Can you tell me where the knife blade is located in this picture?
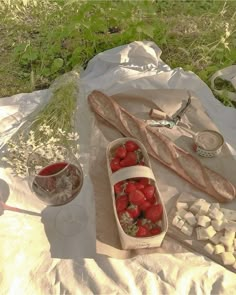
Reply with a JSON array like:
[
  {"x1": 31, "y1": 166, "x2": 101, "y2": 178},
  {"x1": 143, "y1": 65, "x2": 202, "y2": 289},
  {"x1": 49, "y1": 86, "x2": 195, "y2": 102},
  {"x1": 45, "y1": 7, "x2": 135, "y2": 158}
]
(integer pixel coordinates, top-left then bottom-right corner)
[{"x1": 172, "y1": 91, "x2": 192, "y2": 124}]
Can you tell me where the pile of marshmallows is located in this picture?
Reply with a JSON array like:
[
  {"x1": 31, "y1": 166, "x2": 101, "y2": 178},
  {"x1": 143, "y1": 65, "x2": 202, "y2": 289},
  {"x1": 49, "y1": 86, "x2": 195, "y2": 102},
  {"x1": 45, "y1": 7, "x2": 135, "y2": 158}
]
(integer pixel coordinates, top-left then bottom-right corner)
[{"x1": 172, "y1": 196, "x2": 236, "y2": 268}]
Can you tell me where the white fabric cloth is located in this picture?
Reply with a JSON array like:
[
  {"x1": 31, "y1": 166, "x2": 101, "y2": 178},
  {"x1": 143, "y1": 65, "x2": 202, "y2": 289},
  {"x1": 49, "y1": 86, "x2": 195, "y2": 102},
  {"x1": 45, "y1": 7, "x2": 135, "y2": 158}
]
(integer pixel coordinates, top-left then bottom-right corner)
[
  {"x1": 0, "y1": 41, "x2": 236, "y2": 294},
  {"x1": 82, "y1": 41, "x2": 236, "y2": 156}
]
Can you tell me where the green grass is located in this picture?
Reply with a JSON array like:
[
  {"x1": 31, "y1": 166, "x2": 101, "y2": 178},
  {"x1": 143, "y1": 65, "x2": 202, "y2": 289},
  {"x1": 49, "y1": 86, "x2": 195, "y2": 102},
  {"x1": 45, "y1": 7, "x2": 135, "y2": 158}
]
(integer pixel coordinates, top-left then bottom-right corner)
[{"x1": 0, "y1": 0, "x2": 236, "y2": 107}]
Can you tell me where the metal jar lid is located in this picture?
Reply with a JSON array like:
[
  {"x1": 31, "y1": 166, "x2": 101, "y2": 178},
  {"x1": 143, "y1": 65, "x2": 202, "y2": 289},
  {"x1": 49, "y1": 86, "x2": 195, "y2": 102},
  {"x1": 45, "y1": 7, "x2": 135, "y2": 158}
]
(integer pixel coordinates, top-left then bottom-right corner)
[{"x1": 193, "y1": 130, "x2": 224, "y2": 157}]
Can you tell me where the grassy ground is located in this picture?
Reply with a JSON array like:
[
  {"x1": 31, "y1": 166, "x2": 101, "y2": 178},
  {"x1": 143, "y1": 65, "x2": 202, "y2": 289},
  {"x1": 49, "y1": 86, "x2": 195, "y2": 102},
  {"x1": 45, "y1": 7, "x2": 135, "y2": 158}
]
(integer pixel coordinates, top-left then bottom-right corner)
[{"x1": 0, "y1": 0, "x2": 236, "y2": 107}]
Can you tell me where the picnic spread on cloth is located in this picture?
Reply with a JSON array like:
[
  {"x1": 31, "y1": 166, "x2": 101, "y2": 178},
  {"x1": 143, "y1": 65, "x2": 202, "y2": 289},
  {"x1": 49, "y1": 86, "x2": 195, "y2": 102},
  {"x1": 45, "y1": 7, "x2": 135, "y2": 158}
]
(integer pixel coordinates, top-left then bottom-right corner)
[{"x1": 0, "y1": 41, "x2": 236, "y2": 294}]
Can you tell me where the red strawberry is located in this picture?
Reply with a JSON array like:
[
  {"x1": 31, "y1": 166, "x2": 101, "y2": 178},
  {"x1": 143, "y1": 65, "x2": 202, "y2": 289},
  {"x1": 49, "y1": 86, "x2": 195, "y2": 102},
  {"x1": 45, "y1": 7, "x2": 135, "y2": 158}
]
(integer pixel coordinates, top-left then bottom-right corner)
[
  {"x1": 114, "y1": 181, "x2": 124, "y2": 194},
  {"x1": 120, "y1": 152, "x2": 137, "y2": 167},
  {"x1": 115, "y1": 146, "x2": 127, "y2": 159},
  {"x1": 129, "y1": 190, "x2": 146, "y2": 205},
  {"x1": 142, "y1": 185, "x2": 155, "y2": 200},
  {"x1": 135, "y1": 182, "x2": 145, "y2": 190},
  {"x1": 150, "y1": 226, "x2": 162, "y2": 235},
  {"x1": 145, "y1": 204, "x2": 163, "y2": 223},
  {"x1": 125, "y1": 182, "x2": 136, "y2": 194},
  {"x1": 139, "y1": 200, "x2": 152, "y2": 212},
  {"x1": 148, "y1": 195, "x2": 157, "y2": 204},
  {"x1": 127, "y1": 205, "x2": 140, "y2": 218},
  {"x1": 135, "y1": 225, "x2": 150, "y2": 237},
  {"x1": 125, "y1": 140, "x2": 139, "y2": 152},
  {"x1": 138, "y1": 178, "x2": 150, "y2": 186},
  {"x1": 110, "y1": 157, "x2": 121, "y2": 172},
  {"x1": 116, "y1": 195, "x2": 128, "y2": 212}
]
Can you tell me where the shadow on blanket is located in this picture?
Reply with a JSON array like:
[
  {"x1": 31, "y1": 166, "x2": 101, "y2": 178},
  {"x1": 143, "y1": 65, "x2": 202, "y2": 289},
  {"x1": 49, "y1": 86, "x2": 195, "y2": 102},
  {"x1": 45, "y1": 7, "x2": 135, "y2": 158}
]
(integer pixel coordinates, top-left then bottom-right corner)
[
  {"x1": 40, "y1": 172, "x2": 96, "y2": 260},
  {"x1": 0, "y1": 178, "x2": 10, "y2": 203}
]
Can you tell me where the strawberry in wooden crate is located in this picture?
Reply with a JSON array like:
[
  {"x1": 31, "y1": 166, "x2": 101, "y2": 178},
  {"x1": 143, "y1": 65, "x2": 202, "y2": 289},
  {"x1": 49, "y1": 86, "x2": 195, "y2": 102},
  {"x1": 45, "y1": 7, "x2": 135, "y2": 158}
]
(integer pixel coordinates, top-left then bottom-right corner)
[{"x1": 106, "y1": 138, "x2": 168, "y2": 249}]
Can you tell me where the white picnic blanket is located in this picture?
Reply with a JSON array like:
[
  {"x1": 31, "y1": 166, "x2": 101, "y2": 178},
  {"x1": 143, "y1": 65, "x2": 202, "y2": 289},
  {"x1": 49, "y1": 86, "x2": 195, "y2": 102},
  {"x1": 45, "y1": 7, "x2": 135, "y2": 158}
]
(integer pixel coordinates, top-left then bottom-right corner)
[{"x1": 0, "y1": 41, "x2": 236, "y2": 294}]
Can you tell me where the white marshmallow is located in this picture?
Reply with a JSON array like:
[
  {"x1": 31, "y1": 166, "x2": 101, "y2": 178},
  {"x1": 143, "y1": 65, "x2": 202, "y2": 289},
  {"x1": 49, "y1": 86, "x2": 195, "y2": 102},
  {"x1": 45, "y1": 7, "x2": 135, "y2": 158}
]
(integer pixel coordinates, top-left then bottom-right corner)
[
  {"x1": 224, "y1": 230, "x2": 235, "y2": 240},
  {"x1": 199, "y1": 202, "x2": 211, "y2": 215},
  {"x1": 220, "y1": 236, "x2": 234, "y2": 247},
  {"x1": 181, "y1": 223, "x2": 193, "y2": 236},
  {"x1": 197, "y1": 215, "x2": 211, "y2": 227},
  {"x1": 204, "y1": 226, "x2": 216, "y2": 239},
  {"x1": 208, "y1": 208, "x2": 224, "y2": 220},
  {"x1": 215, "y1": 244, "x2": 225, "y2": 254},
  {"x1": 172, "y1": 215, "x2": 185, "y2": 230},
  {"x1": 220, "y1": 252, "x2": 235, "y2": 265},
  {"x1": 209, "y1": 232, "x2": 223, "y2": 245},
  {"x1": 176, "y1": 202, "x2": 189, "y2": 210},
  {"x1": 196, "y1": 227, "x2": 208, "y2": 240},
  {"x1": 184, "y1": 212, "x2": 197, "y2": 226},
  {"x1": 211, "y1": 219, "x2": 225, "y2": 232},
  {"x1": 226, "y1": 245, "x2": 234, "y2": 253},
  {"x1": 189, "y1": 199, "x2": 206, "y2": 214}
]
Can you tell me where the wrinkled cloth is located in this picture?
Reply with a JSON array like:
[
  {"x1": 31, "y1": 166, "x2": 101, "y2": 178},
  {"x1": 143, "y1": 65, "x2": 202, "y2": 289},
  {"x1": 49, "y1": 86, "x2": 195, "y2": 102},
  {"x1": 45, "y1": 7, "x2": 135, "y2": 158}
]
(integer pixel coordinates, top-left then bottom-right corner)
[
  {"x1": 0, "y1": 41, "x2": 236, "y2": 294},
  {"x1": 89, "y1": 89, "x2": 236, "y2": 261}
]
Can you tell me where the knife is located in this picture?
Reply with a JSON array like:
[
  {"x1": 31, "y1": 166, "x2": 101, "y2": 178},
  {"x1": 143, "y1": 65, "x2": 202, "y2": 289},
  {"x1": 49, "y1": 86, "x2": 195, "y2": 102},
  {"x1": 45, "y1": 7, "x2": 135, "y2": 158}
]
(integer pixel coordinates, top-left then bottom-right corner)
[
  {"x1": 172, "y1": 91, "x2": 192, "y2": 124},
  {"x1": 145, "y1": 91, "x2": 192, "y2": 129}
]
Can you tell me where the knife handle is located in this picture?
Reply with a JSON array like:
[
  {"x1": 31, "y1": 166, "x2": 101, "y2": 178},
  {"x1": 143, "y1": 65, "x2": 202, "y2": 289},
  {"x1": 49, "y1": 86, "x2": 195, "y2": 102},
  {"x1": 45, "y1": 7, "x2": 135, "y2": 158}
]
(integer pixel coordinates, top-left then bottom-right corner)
[{"x1": 149, "y1": 109, "x2": 167, "y2": 120}]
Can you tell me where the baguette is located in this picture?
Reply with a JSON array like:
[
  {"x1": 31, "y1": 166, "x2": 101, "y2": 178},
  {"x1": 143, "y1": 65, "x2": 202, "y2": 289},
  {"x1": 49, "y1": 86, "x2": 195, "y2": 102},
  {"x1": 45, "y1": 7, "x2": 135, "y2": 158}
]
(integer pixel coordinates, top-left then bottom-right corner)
[{"x1": 88, "y1": 90, "x2": 236, "y2": 203}]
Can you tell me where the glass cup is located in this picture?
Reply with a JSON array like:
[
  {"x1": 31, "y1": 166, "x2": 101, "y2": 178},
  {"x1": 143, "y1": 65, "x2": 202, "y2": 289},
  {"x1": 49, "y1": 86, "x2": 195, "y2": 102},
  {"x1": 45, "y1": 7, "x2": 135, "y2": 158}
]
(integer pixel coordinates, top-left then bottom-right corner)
[{"x1": 27, "y1": 145, "x2": 83, "y2": 206}]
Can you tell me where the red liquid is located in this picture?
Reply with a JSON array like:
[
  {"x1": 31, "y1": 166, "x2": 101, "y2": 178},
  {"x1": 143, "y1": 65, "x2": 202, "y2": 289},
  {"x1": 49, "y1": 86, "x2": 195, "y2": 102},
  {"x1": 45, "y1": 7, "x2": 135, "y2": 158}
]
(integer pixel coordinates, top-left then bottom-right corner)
[{"x1": 38, "y1": 162, "x2": 68, "y2": 176}]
